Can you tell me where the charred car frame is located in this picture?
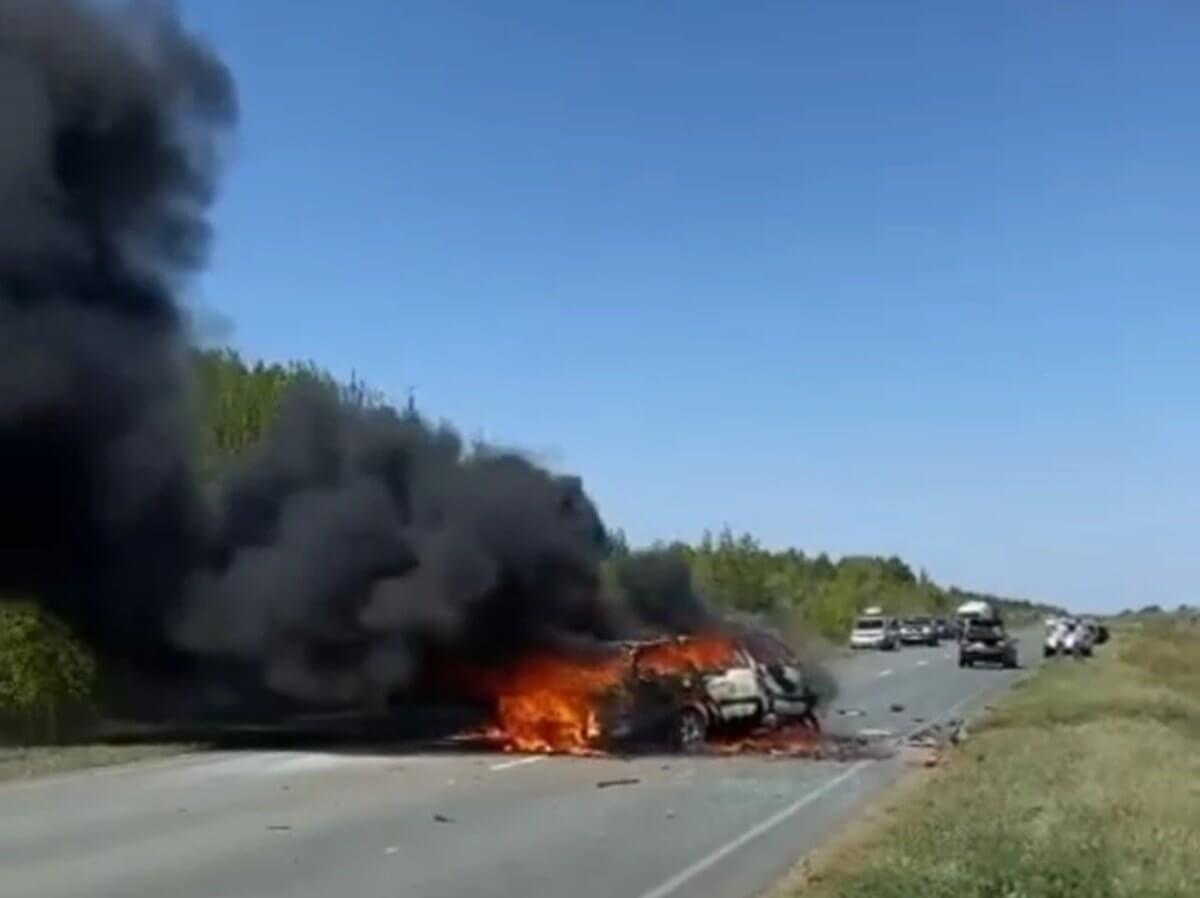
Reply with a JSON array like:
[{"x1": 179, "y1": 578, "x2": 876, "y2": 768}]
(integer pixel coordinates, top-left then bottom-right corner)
[{"x1": 599, "y1": 634, "x2": 820, "y2": 752}]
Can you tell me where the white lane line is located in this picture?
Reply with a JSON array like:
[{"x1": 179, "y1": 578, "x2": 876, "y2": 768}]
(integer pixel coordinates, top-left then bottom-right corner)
[
  {"x1": 489, "y1": 755, "x2": 546, "y2": 772},
  {"x1": 638, "y1": 667, "x2": 1022, "y2": 898},
  {"x1": 915, "y1": 660, "x2": 929, "y2": 668},
  {"x1": 877, "y1": 668, "x2": 894, "y2": 678},
  {"x1": 634, "y1": 760, "x2": 872, "y2": 898}
]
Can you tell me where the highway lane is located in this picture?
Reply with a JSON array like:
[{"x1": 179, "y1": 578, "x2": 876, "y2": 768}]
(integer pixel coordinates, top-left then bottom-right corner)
[{"x1": 0, "y1": 629, "x2": 1042, "y2": 898}]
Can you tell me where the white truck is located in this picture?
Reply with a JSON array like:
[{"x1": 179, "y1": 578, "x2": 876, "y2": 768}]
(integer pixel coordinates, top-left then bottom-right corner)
[{"x1": 956, "y1": 599, "x2": 995, "y2": 623}]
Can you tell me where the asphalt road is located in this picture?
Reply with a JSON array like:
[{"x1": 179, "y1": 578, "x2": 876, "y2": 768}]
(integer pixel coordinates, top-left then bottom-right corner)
[{"x1": 1, "y1": 630, "x2": 1042, "y2": 898}]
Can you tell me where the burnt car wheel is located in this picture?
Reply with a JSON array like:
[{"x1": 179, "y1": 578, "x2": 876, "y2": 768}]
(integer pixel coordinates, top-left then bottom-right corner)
[{"x1": 676, "y1": 708, "x2": 708, "y2": 753}]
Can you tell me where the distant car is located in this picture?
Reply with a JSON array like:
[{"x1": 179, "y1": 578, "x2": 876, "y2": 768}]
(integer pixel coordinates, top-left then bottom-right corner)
[
  {"x1": 934, "y1": 617, "x2": 957, "y2": 640},
  {"x1": 959, "y1": 618, "x2": 1018, "y2": 668},
  {"x1": 899, "y1": 615, "x2": 939, "y2": 646},
  {"x1": 849, "y1": 614, "x2": 900, "y2": 651},
  {"x1": 1081, "y1": 618, "x2": 1104, "y2": 651},
  {"x1": 1070, "y1": 620, "x2": 1094, "y2": 657},
  {"x1": 1044, "y1": 618, "x2": 1069, "y2": 657}
]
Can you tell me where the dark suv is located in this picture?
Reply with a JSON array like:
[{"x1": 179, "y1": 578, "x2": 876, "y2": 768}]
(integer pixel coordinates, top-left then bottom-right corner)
[{"x1": 958, "y1": 619, "x2": 1018, "y2": 669}]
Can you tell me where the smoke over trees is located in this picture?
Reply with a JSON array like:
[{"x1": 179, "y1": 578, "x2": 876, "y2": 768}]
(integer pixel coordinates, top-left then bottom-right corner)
[
  {"x1": 0, "y1": 1, "x2": 717, "y2": 714},
  {"x1": 0, "y1": 4, "x2": 1051, "y2": 736},
  {"x1": 0, "y1": 0, "x2": 236, "y2": 667}
]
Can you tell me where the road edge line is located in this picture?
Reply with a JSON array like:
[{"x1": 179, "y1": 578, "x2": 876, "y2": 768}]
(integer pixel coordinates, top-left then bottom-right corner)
[{"x1": 633, "y1": 760, "x2": 872, "y2": 898}]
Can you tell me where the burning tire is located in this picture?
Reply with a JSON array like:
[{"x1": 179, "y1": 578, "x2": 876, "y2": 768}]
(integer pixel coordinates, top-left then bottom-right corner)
[{"x1": 675, "y1": 708, "x2": 708, "y2": 753}]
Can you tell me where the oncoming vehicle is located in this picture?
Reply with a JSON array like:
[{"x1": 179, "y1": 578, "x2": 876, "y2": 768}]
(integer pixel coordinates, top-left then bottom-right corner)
[
  {"x1": 899, "y1": 615, "x2": 939, "y2": 646},
  {"x1": 955, "y1": 599, "x2": 995, "y2": 631},
  {"x1": 958, "y1": 618, "x2": 1018, "y2": 669},
  {"x1": 603, "y1": 635, "x2": 819, "y2": 752},
  {"x1": 849, "y1": 613, "x2": 900, "y2": 651}
]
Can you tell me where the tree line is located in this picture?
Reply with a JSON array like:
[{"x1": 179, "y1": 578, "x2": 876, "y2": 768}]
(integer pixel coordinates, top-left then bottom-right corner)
[
  {"x1": 603, "y1": 528, "x2": 1053, "y2": 642},
  {"x1": 0, "y1": 350, "x2": 1058, "y2": 742}
]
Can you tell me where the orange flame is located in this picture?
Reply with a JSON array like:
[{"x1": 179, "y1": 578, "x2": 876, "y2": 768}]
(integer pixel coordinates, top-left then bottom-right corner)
[
  {"x1": 448, "y1": 633, "x2": 823, "y2": 757},
  {"x1": 485, "y1": 652, "x2": 626, "y2": 754},
  {"x1": 467, "y1": 633, "x2": 740, "y2": 754},
  {"x1": 633, "y1": 633, "x2": 740, "y2": 677}
]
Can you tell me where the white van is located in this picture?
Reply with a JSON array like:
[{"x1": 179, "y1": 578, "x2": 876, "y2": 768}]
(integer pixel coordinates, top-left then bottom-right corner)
[{"x1": 850, "y1": 614, "x2": 899, "y2": 651}]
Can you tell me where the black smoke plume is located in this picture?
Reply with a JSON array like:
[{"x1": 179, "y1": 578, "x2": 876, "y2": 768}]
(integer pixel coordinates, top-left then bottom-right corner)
[
  {"x1": 0, "y1": 0, "x2": 721, "y2": 713},
  {"x1": 0, "y1": 0, "x2": 233, "y2": 667}
]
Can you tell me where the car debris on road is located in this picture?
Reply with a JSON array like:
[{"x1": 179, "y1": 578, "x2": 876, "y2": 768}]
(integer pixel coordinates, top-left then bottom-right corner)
[{"x1": 596, "y1": 777, "x2": 641, "y2": 789}]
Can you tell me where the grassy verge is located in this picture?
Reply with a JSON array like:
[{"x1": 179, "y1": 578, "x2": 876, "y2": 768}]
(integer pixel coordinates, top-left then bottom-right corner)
[
  {"x1": 0, "y1": 743, "x2": 197, "y2": 785},
  {"x1": 784, "y1": 618, "x2": 1200, "y2": 898}
]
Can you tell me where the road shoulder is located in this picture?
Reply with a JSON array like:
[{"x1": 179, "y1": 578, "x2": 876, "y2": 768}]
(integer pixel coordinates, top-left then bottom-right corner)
[
  {"x1": 0, "y1": 743, "x2": 198, "y2": 785},
  {"x1": 767, "y1": 619, "x2": 1200, "y2": 898}
]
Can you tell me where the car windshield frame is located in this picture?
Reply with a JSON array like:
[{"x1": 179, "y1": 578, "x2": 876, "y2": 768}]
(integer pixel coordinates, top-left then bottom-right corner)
[{"x1": 854, "y1": 618, "x2": 885, "y2": 631}]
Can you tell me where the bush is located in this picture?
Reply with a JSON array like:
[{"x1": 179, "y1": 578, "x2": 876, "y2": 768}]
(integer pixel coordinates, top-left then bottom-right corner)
[{"x1": 0, "y1": 602, "x2": 98, "y2": 744}]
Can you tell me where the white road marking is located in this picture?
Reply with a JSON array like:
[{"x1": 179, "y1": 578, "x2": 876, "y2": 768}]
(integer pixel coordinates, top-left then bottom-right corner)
[
  {"x1": 877, "y1": 668, "x2": 893, "y2": 678},
  {"x1": 915, "y1": 660, "x2": 929, "y2": 668},
  {"x1": 635, "y1": 761, "x2": 872, "y2": 898},
  {"x1": 489, "y1": 755, "x2": 546, "y2": 772},
  {"x1": 638, "y1": 658, "x2": 1025, "y2": 898}
]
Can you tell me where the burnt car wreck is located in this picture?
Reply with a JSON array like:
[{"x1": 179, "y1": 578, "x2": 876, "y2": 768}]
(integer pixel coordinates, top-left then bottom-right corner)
[{"x1": 597, "y1": 634, "x2": 821, "y2": 753}]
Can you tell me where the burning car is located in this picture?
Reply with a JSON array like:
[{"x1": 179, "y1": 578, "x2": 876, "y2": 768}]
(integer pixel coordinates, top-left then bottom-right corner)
[
  {"x1": 468, "y1": 632, "x2": 820, "y2": 755},
  {"x1": 603, "y1": 633, "x2": 820, "y2": 752}
]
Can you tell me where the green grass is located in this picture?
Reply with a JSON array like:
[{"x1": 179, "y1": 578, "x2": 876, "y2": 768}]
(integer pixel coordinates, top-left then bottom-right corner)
[{"x1": 791, "y1": 618, "x2": 1200, "y2": 898}]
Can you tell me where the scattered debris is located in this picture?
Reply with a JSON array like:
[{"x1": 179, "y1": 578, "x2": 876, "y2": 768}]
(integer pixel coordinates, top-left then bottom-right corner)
[
  {"x1": 385, "y1": 846, "x2": 399, "y2": 855},
  {"x1": 268, "y1": 825, "x2": 292, "y2": 832},
  {"x1": 596, "y1": 777, "x2": 641, "y2": 789},
  {"x1": 911, "y1": 717, "x2": 926, "y2": 724},
  {"x1": 433, "y1": 813, "x2": 456, "y2": 824},
  {"x1": 665, "y1": 810, "x2": 676, "y2": 820},
  {"x1": 890, "y1": 703, "x2": 905, "y2": 713},
  {"x1": 836, "y1": 708, "x2": 865, "y2": 717}
]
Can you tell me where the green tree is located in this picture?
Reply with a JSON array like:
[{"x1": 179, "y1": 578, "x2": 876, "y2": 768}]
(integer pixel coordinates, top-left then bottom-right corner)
[{"x1": 0, "y1": 603, "x2": 97, "y2": 742}]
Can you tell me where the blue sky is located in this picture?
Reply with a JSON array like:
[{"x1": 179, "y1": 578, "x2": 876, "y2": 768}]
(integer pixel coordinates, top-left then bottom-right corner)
[{"x1": 184, "y1": 1, "x2": 1199, "y2": 612}]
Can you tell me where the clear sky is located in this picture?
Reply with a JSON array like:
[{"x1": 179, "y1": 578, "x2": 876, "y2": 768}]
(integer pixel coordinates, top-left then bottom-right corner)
[{"x1": 183, "y1": 1, "x2": 1199, "y2": 613}]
